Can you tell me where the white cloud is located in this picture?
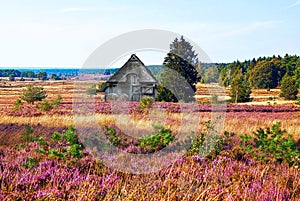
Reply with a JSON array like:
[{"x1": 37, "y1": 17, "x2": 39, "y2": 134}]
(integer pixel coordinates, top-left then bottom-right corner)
[{"x1": 288, "y1": 0, "x2": 300, "y2": 8}]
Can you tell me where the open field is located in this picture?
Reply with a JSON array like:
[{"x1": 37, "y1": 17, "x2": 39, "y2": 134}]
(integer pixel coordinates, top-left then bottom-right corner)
[
  {"x1": 1, "y1": 81, "x2": 300, "y2": 137},
  {"x1": 0, "y1": 80, "x2": 300, "y2": 200}
]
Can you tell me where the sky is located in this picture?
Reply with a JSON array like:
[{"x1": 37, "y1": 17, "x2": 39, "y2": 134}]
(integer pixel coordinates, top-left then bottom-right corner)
[{"x1": 0, "y1": 0, "x2": 300, "y2": 67}]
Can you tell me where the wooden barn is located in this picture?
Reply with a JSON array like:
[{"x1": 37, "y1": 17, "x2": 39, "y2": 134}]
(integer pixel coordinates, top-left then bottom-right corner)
[{"x1": 100, "y1": 54, "x2": 158, "y2": 101}]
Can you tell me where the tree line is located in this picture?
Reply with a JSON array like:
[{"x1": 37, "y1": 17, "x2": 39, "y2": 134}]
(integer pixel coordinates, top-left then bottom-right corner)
[
  {"x1": 217, "y1": 54, "x2": 300, "y2": 102},
  {"x1": 155, "y1": 36, "x2": 299, "y2": 103},
  {"x1": 0, "y1": 70, "x2": 64, "y2": 81}
]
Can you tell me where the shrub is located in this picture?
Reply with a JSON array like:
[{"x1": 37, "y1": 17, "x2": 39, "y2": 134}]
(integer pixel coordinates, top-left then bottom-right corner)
[
  {"x1": 37, "y1": 100, "x2": 53, "y2": 111},
  {"x1": 187, "y1": 120, "x2": 227, "y2": 158},
  {"x1": 136, "y1": 96, "x2": 153, "y2": 114},
  {"x1": 13, "y1": 98, "x2": 23, "y2": 110},
  {"x1": 21, "y1": 84, "x2": 47, "y2": 104},
  {"x1": 20, "y1": 157, "x2": 38, "y2": 169},
  {"x1": 138, "y1": 125, "x2": 174, "y2": 152},
  {"x1": 104, "y1": 126, "x2": 122, "y2": 146},
  {"x1": 37, "y1": 95, "x2": 62, "y2": 111},
  {"x1": 48, "y1": 127, "x2": 83, "y2": 159},
  {"x1": 240, "y1": 122, "x2": 300, "y2": 166},
  {"x1": 86, "y1": 84, "x2": 98, "y2": 96}
]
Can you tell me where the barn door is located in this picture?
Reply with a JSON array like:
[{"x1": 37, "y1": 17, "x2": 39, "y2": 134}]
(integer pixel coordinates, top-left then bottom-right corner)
[{"x1": 127, "y1": 73, "x2": 140, "y2": 101}]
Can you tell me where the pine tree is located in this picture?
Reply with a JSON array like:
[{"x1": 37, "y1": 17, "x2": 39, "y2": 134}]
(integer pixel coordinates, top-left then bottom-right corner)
[{"x1": 156, "y1": 36, "x2": 201, "y2": 102}]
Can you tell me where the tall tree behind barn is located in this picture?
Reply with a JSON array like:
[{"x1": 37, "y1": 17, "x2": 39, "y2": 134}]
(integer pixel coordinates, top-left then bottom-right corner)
[{"x1": 100, "y1": 54, "x2": 158, "y2": 101}]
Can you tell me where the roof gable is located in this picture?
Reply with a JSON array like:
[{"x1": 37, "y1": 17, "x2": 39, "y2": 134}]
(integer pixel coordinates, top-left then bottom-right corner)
[{"x1": 106, "y1": 54, "x2": 158, "y2": 83}]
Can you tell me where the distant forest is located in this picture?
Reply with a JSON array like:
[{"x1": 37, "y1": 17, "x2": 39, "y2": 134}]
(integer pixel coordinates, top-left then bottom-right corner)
[
  {"x1": 198, "y1": 54, "x2": 300, "y2": 89},
  {"x1": 1, "y1": 54, "x2": 300, "y2": 90}
]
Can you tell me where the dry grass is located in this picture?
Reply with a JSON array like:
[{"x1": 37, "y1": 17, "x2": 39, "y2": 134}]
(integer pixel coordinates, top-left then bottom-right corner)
[{"x1": 0, "y1": 80, "x2": 299, "y2": 140}]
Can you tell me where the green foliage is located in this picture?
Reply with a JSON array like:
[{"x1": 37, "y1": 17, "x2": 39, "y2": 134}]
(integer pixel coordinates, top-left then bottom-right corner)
[
  {"x1": 295, "y1": 96, "x2": 300, "y2": 105},
  {"x1": 157, "y1": 36, "x2": 201, "y2": 102},
  {"x1": 98, "y1": 82, "x2": 105, "y2": 91},
  {"x1": 86, "y1": 84, "x2": 99, "y2": 96},
  {"x1": 280, "y1": 74, "x2": 298, "y2": 100},
  {"x1": 155, "y1": 85, "x2": 178, "y2": 102},
  {"x1": 230, "y1": 70, "x2": 251, "y2": 103},
  {"x1": 37, "y1": 136, "x2": 46, "y2": 146},
  {"x1": 51, "y1": 131, "x2": 62, "y2": 141},
  {"x1": 20, "y1": 157, "x2": 39, "y2": 169},
  {"x1": 137, "y1": 96, "x2": 153, "y2": 113},
  {"x1": 203, "y1": 66, "x2": 219, "y2": 83},
  {"x1": 0, "y1": 69, "x2": 21, "y2": 77},
  {"x1": 49, "y1": 149, "x2": 65, "y2": 158},
  {"x1": 49, "y1": 127, "x2": 83, "y2": 159},
  {"x1": 67, "y1": 144, "x2": 83, "y2": 158},
  {"x1": 21, "y1": 124, "x2": 34, "y2": 143},
  {"x1": 218, "y1": 54, "x2": 300, "y2": 89},
  {"x1": 13, "y1": 98, "x2": 23, "y2": 111},
  {"x1": 187, "y1": 120, "x2": 231, "y2": 157},
  {"x1": 37, "y1": 95, "x2": 62, "y2": 111},
  {"x1": 104, "y1": 126, "x2": 122, "y2": 146},
  {"x1": 240, "y1": 122, "x2": 300, "y2": 166},
  {"x1": 138, "y1": 125, "x2": 174, "y2": 151},
  {"x1": 63, "y1": 127, "x2": 79, "y2": 145},
  {"x1": 37, "y1": 72, "x2": 47, "y2": 81},
  {"x1": 21, "y1": 84, "x2": 47, "y2": 104},
  {"x1": 248, "y1": 60, "x2": 278, "y2": 89},
  {"x1": 37, "y1": 100, "x2": 53, "y2": 111},
  {"x1": 50, "y1": 73, "x2": 61, "y2": 80}
]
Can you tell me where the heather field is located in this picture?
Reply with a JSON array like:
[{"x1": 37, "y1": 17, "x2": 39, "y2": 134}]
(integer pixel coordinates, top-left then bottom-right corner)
[{"x1": 0, "y1": 81, "x2": 300, "y2": 200}]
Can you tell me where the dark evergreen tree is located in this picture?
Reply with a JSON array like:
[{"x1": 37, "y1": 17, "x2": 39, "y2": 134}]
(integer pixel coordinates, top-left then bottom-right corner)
[{"x1": 157, "y1": 36, "x2": 201, "y2": 102}]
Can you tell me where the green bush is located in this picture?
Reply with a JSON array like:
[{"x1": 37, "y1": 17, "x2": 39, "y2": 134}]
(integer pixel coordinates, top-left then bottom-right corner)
[
  {"x1": 240, "y1": 122, "x2": 300, "y2": 166},
  {"x1": 37, "y1": 100, "x2": 53, "y2": 111},
  {"x1": 136, "y1": 96, "x2": 153, "y2": 114},
  {"x1": 21, "y1": 84, "x2": 47, "y2": 104},
  {"x1": 20, "y1": 157, "x2": 38, "y2": 169},
  {"x1": 13, "y1": 98, "x2": 23, "y2": 111},
  {"x1": 51, "y1": 131, "x2": 62, "y2": 141},
  {"x1": 86, "y1": 84, "x2": 98, "y2": 96},
  {"x1": 104, "y1": 126, "x2": 122, "y2": 146},
  {"x1": 37, "y1": 95, "x2": 62, "y2": 111},
  {"x1": 138, "y1": 125, "x2": 174, "y2": 151},
  {"x1": 32, "y1": 127, "x2": 84, "y2": 159}
]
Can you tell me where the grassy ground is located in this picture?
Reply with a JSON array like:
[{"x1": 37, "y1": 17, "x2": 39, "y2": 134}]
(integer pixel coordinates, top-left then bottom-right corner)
[{"x1": 0, "y1": 80, "x2": 299, "y2": 200}]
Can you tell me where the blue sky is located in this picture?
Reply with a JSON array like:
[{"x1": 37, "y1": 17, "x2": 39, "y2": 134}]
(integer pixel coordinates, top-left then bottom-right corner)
[{"x1": 0, "y1": 0, "x2": 300, "y2": 67}]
